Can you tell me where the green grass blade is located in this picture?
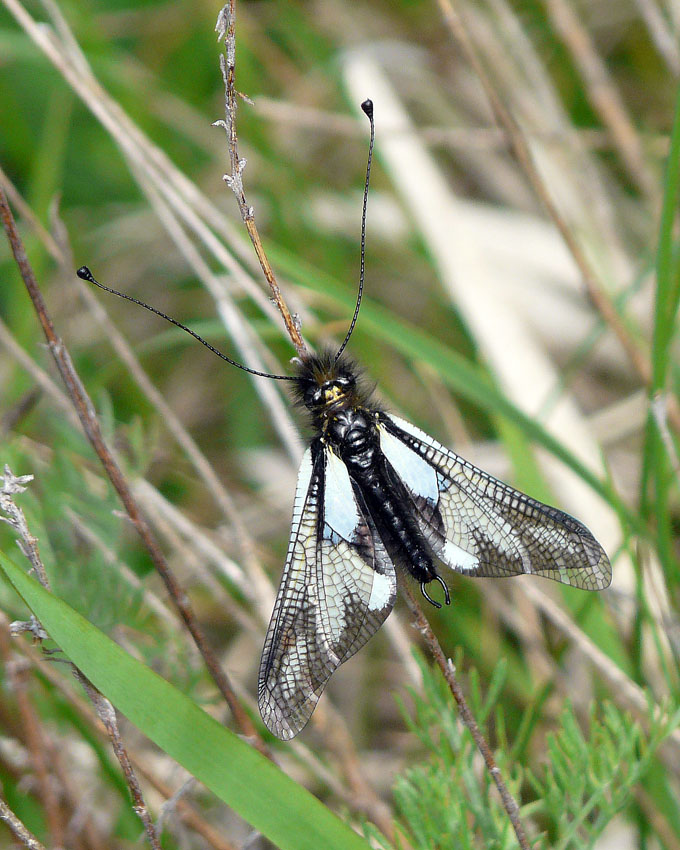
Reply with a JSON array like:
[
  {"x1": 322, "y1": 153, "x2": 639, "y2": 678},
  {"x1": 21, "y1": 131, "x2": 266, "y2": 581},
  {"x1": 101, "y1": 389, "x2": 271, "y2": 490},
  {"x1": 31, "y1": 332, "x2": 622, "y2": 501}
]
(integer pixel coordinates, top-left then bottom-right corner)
[
  {"x1": 641, "y1": 80, "x2": 680, "y2": 587},
  {"x1": 0, "y1": 552, "x2": 373, "y2": 850},
  {"x1": 652, "y1": 80, "x2": 680, "y2": 391}
]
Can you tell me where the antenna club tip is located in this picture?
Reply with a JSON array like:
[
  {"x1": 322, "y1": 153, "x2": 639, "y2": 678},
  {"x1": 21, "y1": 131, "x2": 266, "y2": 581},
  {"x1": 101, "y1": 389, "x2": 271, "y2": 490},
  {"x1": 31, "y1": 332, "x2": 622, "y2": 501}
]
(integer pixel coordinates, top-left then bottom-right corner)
[
  {"x1": 76, "y1": 265, "x2": 94, "y2": 282},
  {"x1": 361, "y1": 99, "x2": 373, "y2": 119}
]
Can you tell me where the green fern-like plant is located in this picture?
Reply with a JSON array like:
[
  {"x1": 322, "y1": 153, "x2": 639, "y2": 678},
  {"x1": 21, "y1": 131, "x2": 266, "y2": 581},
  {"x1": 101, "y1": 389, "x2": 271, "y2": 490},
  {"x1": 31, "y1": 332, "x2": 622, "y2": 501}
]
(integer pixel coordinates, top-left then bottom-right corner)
[
  {"x1": 364, "y1": 652, "x2": 680, "y2": 850},
  {"x1": 528, "y1": 697, "x2": 680, "y2": 849}
]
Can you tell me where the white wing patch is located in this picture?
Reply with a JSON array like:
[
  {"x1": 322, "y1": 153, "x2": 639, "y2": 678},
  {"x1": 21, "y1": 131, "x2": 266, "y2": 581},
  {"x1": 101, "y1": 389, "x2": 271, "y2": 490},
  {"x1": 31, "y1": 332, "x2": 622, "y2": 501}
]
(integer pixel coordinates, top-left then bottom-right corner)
[
  {"x1": 379, "y1": 423, "x2": 439, "y2": 503},
  {"x1": 368, "y1": 569, "x2": 394, "y2": 611},
  {"x1": 442, "y1": 540, "x2": 480, "y2": 572},
  {"x1": 324, "y1": 448, "x2": 360, "y2": 540},
  {"x1": 383, "y1": 414, "x2": 611, "y2": 591}
]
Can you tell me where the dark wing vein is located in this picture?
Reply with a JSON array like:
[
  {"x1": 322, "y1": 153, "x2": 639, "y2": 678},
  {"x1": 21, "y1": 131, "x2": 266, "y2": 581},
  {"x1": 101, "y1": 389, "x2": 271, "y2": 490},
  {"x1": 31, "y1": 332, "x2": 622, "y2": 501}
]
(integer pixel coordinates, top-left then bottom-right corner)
[
  {"x1": 381, "y1": 414, "x2": 611, "y2": 591},
  {"x1": 258, "y1": 441, "x2": 397, "y2": 740}
]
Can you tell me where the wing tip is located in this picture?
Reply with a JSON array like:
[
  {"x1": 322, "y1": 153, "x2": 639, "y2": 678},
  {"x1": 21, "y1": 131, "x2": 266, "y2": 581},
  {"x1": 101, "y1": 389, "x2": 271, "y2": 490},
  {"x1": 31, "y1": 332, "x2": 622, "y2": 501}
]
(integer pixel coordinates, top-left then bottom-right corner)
[
  {"x1": 258, "y1": 696, "x2": 312, "y2": 740},
  {"x1": 594, "y1": 553, "x2": 613, "y2": 590}
]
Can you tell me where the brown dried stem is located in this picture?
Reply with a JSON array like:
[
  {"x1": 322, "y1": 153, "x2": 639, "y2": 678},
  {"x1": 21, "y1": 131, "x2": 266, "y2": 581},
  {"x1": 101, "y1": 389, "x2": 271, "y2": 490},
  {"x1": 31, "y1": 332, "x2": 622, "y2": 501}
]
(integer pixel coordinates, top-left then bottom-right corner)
[
  {"x1": 0, "y1": 187, "x2": 269, "y2": 759},
  {"x1": 0, "y1": 797, "x2": 46, "y2": 850},
  {"x1": 401, "y1": 584, "x2": 530, "y2": 850},
  {"x1": 210, "y1": 12, "x2": 405, "y2": 825},
  {"x1": 133, "y1": 765, "x2": 238, "y2": 850},
  {"x1": 74, "y1": 672, "x2": 162, "y2": 850},
  {"x1": 215, "y1": 1, "x2": 307, "y2": 357},
  {"x1": 0, "y1": 469, "x2": 162, "y2": 850},
  {"x1": 0, "y1": 625, "x2": 64, "y2": 847},
  {"x1": 9, "y1": 620, "x2": 238, "y2": 850}
]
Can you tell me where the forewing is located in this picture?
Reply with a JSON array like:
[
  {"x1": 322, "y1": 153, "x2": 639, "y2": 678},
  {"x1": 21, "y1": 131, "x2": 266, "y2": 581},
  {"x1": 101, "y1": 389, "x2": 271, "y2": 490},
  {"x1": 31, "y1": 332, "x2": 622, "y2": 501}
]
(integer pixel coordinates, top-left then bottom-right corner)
[
  {"x1": 258, "y1": 442, "x2": 397, "y2": 740},
  {"x1": 379, "y1": 414, "x2": 611, "y2": 590}
]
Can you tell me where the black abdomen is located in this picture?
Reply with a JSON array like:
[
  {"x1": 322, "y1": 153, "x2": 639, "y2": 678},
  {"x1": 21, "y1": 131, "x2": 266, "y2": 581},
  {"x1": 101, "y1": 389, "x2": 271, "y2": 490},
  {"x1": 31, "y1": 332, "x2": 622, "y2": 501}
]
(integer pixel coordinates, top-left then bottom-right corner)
[
  {"x1": 329, "y1": 408, "x2": 436, "y2": 583},
  {"x1": 357, "y1": 466, "x2": 435, "y2": 583}
]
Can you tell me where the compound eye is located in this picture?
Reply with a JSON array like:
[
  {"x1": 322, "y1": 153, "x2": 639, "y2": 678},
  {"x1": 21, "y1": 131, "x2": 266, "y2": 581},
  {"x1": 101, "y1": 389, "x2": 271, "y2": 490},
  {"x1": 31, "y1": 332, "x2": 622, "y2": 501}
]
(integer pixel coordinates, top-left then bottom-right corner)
[
  {"x1": 312, "y1": 388, "x2": 323, "y2": 405},
  {"x1": 337, "y1": 376, "x2": 353, "y2": 388}
]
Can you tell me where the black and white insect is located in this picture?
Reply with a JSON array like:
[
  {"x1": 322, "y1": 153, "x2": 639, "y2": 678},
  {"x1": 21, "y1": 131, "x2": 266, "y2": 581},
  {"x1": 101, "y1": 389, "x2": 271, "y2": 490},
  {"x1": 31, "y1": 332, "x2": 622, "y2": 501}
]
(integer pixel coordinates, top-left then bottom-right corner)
[{"x1": 78, "y1": 100, "x2": 611, "y2": 741}]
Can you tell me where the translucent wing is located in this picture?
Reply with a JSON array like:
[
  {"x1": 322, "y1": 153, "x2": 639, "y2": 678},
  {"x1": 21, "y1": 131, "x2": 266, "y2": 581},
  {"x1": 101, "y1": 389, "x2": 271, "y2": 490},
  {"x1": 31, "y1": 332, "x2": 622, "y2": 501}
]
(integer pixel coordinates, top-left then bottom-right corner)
[
  {"x1": 379, "y1": 414, "x2": 611, "y2": 590},
  {"x1": 258, "y1": 441, "x2": 397, "y2": 740}
]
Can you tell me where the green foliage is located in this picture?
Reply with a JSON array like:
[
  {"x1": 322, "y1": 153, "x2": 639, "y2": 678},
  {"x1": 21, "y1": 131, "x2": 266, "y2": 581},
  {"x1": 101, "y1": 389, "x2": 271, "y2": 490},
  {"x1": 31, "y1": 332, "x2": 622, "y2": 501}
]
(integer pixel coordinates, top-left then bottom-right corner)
[
  {"x1": 381, "y1": 653, "x2": 522, "y2": 850},
  {"x1": 364, "y1": 654, "x2": 680, "y2": 850},
  {"x1": 1, "y1": 0, "x2": 679, "y2": 847},
  {"x1": 528, "y1": 698, "x2": 680, "y2": 849}
]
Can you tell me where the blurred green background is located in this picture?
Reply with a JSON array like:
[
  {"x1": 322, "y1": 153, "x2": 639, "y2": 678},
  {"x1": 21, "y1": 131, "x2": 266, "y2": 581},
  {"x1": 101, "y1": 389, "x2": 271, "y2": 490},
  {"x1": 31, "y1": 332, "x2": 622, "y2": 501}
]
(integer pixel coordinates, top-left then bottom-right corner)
[{"x1": 1, "y1": 0, "x2": 679, "y2": 848}]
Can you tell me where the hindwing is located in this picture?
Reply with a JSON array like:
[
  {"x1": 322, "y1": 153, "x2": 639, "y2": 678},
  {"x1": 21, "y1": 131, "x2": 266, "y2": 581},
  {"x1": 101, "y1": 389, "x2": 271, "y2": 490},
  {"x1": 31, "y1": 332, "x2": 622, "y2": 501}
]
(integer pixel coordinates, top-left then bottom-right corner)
[
  {"x1": 258, "y1": 440, "x2": 397, "y2": 740},
  {"x1": 378, "y1": 414, "x2": 611, "y2": 591}
]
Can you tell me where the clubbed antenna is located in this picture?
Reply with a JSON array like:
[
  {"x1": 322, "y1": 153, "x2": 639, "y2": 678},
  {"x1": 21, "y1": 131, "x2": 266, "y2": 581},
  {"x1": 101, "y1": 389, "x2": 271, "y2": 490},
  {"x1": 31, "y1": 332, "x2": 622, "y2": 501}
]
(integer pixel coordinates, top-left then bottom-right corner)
[
  {"x1": 76, "y1": 266, "x2": 297, "y2": 381},
  {"x1": 334, "y1": 98, "x2": 374, "y2": 362}
]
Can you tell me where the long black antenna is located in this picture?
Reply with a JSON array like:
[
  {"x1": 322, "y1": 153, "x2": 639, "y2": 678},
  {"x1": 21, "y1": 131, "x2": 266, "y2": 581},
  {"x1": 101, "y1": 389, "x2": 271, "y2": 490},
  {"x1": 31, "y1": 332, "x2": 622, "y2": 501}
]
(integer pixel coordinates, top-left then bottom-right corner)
[
  {"x1": 334, "y1": 98, "x2": 374, "y2": 362},
  {"x1": 76, "y1": 266, "x2": 297, "y2": 381}
]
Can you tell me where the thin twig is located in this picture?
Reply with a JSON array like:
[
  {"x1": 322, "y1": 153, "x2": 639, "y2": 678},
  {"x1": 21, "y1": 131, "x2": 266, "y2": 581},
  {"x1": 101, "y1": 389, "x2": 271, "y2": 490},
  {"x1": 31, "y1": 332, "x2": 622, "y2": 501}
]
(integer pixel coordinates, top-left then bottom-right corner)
[
  {"x1": 0, "y1": 797, "x2": 47, "y2": 850},
  {"x1": 211, "y1": 12, "x2": 409, "y2": 826},
  {"x1": 215, "y1": 1, "x2": 307, "y2": 356},
  {"x1": 0, "y1": 469, "x2": 163, "y2": 850},
  {"x1": 5, "y1": 615, "x2": 237, "y2": 850},
  {"x1": 213, "y1": 10, "x2": 409, "y2": 820},
  {"x1": 0, "y1": 188, "x2": 270, "y2": 758},
  {"x1": 401, "y1": 584, "x2": 530, "y2": 850},
  {"x1": 0, "y1": 625, "x2": 64, "y2": 848},
  {"x1": 434, "y1": 0, "x2": 680, "y2": 432},
  {"x1": 74, "y1": 672, "x2": 162, "y2": 850}
]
